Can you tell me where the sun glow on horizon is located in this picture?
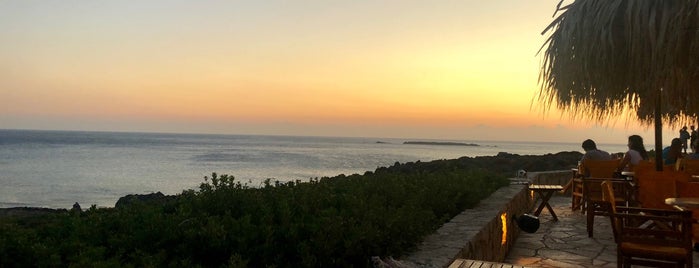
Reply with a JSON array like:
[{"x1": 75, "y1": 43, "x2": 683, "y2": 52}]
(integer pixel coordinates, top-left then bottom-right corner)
[{"x1": 1, "y1": 1, "x2": 670, "y2": 143}]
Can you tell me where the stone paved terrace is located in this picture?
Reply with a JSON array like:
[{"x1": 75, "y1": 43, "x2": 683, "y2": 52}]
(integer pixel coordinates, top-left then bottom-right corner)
[
  {"x1": 400, "y1": 171, "x2": 699, "y2": 268},
  {"x1": 503, "y1": 195, "x2": 699, "y2": 268}
]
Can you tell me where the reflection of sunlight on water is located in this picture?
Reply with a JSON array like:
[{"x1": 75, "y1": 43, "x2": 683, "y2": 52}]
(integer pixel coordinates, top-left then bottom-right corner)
[{"x1": 0, "y1": 130, "x2": 620, "y2": 209}]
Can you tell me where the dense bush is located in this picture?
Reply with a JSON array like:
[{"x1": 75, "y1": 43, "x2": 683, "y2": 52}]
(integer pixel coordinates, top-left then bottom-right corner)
[
  {"x1": 0, "y1": 151, "x2": 581, "y2": 267},
  {"x1": 0, "y1": 169, "x2": 507, "y2": 267}
]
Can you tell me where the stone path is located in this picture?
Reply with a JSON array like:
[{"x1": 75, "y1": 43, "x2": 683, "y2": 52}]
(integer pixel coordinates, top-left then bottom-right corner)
[{"x1": 503, "y1": 195, "x2": 699, "y2": 268}]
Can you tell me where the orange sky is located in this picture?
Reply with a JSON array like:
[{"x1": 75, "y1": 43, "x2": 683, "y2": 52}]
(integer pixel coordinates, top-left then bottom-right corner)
[{"x1": 0, "y1": 0, "x2": 677, "y2": 143}]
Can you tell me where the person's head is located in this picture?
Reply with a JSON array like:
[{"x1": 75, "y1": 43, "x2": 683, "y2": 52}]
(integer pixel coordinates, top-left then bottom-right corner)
[
  {"x1": 627, "y1": 135, "x2": 649, "y2": 159},
  {"x1": 692, "y1": 125, "x2": 696, "y2": 130},
  {"x1": 581, "y1": 139, "x2": 597, "y2": 151},
  {"x1": 628, "y1": 135, "x2": 644, "y2": 148},
  {"x1": 683, "y1": 126, "x2": 688, "y2": 130},
  {"x1": 671, "y1": 138, "x2": 682, "y2": 150}
]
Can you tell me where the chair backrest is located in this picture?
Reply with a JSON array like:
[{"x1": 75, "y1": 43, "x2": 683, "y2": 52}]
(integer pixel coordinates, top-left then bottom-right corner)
[
  {"x1": 675, "y1": 181, "x2": 699, "y2": 198},
  {"x1": 583, "y1": 177, "x2": 630, "y2": 208},
  {"x1": 681, "y1": 158, "x2": 699, "y2": 175},
  {"x1": 631, "y1": 160, "x2": 655, "y2": 173},
  {"x1": 674, "y1": 181, "x2": 699, "y2": 244},
  {"x1": 634, "y1": 168, "x2": 690, "y2": 209},
  {"x1": 615, "y1": 207, "x2": 693, "y2": 267},
  {"x1": 582, "y1": 159, "x2": 621, "y2": 178},
  {"x1": 582, "y1": 177, "x2": 604, "y2": 203}
]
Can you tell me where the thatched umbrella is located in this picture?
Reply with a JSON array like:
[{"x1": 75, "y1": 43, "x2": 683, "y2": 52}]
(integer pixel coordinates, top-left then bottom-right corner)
[{"x1": 538, "y1": 0, "x2": 699, "y2": 170}]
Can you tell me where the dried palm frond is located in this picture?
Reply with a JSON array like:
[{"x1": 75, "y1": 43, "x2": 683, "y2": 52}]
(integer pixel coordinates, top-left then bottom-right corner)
[{"x1": 538, "y1": 0, "x2": 699, "y2": 127}]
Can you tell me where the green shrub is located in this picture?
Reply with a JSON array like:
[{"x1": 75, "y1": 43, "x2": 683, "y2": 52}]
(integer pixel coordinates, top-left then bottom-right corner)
[{"x1": 0, "y1": 162, "x2": 509, "y2": 267}]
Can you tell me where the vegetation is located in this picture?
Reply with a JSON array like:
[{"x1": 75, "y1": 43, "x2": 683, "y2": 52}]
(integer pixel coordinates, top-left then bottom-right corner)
[{"x1": 0, "y1": 152, "x2": 580, "y2": 267}]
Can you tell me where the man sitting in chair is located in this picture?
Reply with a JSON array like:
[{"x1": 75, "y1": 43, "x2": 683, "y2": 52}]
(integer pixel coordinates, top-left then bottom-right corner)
[
  {"x1": 581, "y1": 139, "x2": 612, "y2": 162},
  {"x1": 562, "y1": 139, "x2": 612, "y2": 194}
]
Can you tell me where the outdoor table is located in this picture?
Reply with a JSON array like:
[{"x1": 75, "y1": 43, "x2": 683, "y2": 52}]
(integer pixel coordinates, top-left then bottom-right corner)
[
  {"x1": 665, "y1": 197, "x2": 699, "y2": 209},
  {"x1": 665, "y1": 197, "x2": 699, "y2": 252},
  {"x1": 529, "y1": 184, "x2": 564, "y2": 221}
]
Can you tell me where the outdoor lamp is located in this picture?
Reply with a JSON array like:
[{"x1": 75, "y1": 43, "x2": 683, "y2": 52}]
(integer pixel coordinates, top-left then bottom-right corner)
[{"x1": 512, "y1": 214, "x2": 539, "y2": 233}]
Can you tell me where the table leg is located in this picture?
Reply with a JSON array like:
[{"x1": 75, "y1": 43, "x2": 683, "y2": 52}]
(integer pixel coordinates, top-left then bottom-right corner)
[
  {"x1": 544, "y1": 197, "x2": 559, "y2": 221},
  {"x1": 533, "y1": 190, "x2": 559, "y2": 221},
  {"x1": 533, "y1": 191, "x2": 551, "y2": 215}
]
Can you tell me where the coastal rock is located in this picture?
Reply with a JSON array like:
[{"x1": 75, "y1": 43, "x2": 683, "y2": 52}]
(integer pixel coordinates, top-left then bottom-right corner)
[
  {"x1": 115, "y1": 192, "x2": 171, "y2": 208},
  {"x1": 487, "y1": 151, "x2": 582, "y2": 173},
  {"x1": 373, "y1": 151, "x2": 582, "y2": 177}
]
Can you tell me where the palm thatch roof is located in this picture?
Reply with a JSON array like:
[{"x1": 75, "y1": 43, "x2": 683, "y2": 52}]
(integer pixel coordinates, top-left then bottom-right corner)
[{"x1": 538, "y1": 0, "x2": 699, "y2": 127}]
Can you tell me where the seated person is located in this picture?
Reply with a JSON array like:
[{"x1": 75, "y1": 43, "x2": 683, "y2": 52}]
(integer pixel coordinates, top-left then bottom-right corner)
[
  {"x1": 618, "y1": 135, "x2": 649, "y2": 172},
  {"x1": 562, "y1": 139, "x2": 615, "y2": 193},
  {"x1": 580, "y1": 139, "x2": 612, "y2": 161},
  {"x1": 579, "y1": 139, "x2": 612, "y2": 177},
  {"x1": 662, "y1": 138, "x2": 683, "y2": 165}
]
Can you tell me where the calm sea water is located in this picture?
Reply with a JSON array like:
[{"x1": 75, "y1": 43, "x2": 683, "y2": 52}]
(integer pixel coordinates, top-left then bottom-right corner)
[{"x1": 0, "y1": 129, "x2": 628, "y2": 208}]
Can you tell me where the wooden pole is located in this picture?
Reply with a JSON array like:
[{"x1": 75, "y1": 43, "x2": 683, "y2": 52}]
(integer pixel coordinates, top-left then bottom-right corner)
[{"x1": 655, "y1": 89, "x2": 663, "y2": 171}]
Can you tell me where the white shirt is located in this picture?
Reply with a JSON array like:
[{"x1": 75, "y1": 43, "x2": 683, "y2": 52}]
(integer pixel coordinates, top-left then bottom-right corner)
[{"x1": 626, "y1": 149, "x2": 643, "y2": 166}]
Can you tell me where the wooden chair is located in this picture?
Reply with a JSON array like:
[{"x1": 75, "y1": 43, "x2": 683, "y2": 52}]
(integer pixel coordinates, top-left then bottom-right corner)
[
  {"x1": 571, "y1": 159, "x2": 621, "y2": 211},
  {"x1": 675, "y1": 180, "x2": 699, "y2": 247},
  {"x1": 601, "y1": 181, "x2": 694, "y2": 268},
  {"x1": 626, "y1": 159, "x2": 653, "y2": 175},
  {"x1": 582, "y1": 158, "x2": 622, "y2": 178},
  {"x1": 568, "y1": 170, "x2": 584, "y2": 211},
  {"x1": 635, "y1": 168, "x2": 690, "y2": 209},
  {"x1": 680, "y1": 158, "x2": 699, "y2": 175},
  {"x1": 614, "y1": 207, "x2": 693, "y2": 267},
  {"x1": 601, "y1": 180, "x2": 620, "y2": 241},
  {"x1": 570, "y1": 178, "x2": 585, "y2": 211},
  {"x1": 583, "y1": 177, "x2": 630, "y2": 237}
]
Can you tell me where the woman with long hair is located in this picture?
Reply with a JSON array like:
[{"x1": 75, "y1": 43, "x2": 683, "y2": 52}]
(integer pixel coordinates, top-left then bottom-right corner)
[
  {"x1": 662, "y1": 138, "x2": 683, "y2": 165},
  {"x1": 618, "y1": 135, "x2": 649, "y2": 171}
]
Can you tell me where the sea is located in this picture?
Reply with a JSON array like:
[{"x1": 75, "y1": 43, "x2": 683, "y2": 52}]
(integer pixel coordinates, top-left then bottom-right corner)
[{"x1": 0, "y1": 129, "x2": 629, "y2": 209}]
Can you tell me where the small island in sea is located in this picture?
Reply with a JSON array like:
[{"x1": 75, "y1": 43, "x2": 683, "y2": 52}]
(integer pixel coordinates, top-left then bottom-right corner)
[{"x1": 403, "y1": 141, "x2": 479, "y2": 146}]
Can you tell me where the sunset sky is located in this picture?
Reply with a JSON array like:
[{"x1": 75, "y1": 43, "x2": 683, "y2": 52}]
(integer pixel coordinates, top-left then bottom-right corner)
[{"x1": 0, "y1": 0, "x2": 677, "y2": 144}]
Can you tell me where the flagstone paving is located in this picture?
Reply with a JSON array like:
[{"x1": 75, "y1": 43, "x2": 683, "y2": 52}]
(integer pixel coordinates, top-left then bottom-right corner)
[{"x1": 503, "y1": 195, "x2": 699, "y2": 268}]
